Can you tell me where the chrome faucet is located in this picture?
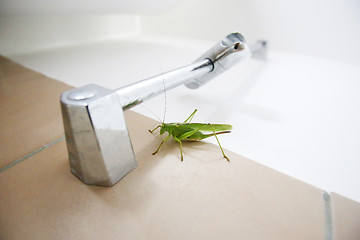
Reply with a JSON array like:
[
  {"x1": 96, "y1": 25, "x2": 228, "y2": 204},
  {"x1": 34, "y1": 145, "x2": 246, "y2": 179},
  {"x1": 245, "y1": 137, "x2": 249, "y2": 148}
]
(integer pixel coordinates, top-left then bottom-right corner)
[{"x1": 60, "y1": 32, "x2": 267, "y2": 187}]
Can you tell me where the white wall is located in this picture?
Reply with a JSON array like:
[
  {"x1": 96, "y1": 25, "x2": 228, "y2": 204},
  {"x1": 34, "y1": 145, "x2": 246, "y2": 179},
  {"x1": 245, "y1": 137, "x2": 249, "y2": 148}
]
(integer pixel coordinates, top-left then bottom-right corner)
[
  {"x1": 0, "y1": 0, "x2": 177, "y2": 55},
  {"x1": 1, "y1": 0, "x2": 359, "y2": 64},
  {"x1": 0, "y1": 15, "x2": 140, "y2": 55},
  {"x1": 0, "y1": 0, "x2": 178, "y2": 15}
]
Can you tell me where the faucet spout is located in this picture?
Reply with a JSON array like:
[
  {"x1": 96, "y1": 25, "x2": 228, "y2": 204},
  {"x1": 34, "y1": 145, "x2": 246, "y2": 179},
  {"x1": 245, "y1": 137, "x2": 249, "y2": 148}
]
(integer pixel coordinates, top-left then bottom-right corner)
[
  {"x1": 60, "y1": 32, "x2": 267, "y2": 186},
  {"x1": 117, "y1": 32, "x2": 267, "y2": 109}
]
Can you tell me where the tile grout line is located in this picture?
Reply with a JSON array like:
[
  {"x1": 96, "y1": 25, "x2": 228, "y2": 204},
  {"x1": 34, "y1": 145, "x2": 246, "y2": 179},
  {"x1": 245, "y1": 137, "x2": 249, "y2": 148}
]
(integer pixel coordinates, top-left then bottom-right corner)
[
  {"x1": 323, "y1": 191, "x2": 334, "y2": 240},
  {"x1": 0, "y1": 135, "x2": 65, "y2": 173}
]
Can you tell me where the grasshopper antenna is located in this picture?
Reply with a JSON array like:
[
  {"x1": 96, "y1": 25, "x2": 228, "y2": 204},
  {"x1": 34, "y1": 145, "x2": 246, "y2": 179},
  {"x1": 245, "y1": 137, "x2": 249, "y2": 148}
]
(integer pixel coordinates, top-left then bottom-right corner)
[
  {"x1": 162, "y1": 78, "x2": 167, "y2": 124},
  {"x1": 159, "y1": 64, "x2": 167, "y2": 124},
  {"x1": 141, "y1": 105, "x2": 162, "y2": 123}
]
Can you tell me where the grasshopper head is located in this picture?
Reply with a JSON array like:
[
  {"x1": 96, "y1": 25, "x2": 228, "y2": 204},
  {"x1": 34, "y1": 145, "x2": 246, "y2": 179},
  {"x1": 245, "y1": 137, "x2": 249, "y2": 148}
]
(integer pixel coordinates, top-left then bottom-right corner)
[{"x1": 160, "y1": 123, "x2": 166, "y2": 135}]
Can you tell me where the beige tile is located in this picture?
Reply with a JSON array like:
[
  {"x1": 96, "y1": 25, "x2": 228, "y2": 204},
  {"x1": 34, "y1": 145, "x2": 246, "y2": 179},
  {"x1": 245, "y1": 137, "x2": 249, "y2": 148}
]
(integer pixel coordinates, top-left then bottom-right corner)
[
  {"x1": 0, "y1": 55, "x2": 9, "y2": 64},
  {"x1": 0, "y1": 57, "x2": 73, "y2": 168},
  {"x1": 331, "y1": 193, "x2": 360, "y2": 240},
  {"x1": 0, "y1": 110, "x2": 326, "y2": 240}
]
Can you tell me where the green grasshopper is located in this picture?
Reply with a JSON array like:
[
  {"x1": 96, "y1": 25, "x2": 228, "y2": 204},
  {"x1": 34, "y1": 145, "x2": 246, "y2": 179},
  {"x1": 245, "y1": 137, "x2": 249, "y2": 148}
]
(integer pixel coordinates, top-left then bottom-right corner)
[{"x1": 149, "y1": 109, "x2": 232, "y2": 162}]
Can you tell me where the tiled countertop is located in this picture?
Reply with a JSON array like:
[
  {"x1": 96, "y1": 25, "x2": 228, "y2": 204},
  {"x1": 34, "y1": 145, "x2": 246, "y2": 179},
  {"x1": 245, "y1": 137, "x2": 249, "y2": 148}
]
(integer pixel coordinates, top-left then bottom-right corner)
[
  {"x1": 0, "y1": 57, "x2": 359, "y2": 239},
  {"x1": 0, "y1": 56, "x2": 72, "y2": 170}
]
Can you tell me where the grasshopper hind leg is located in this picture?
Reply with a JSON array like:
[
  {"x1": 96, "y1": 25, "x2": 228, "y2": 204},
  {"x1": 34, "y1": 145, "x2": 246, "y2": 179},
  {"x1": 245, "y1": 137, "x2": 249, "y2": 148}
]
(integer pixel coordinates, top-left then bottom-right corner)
[
  {"x1": 209, "y1": 124, "x2": 230, "y2": 162},
  {"x1": 173, "y1": 136, "x2": 184, "y2": 161}
]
